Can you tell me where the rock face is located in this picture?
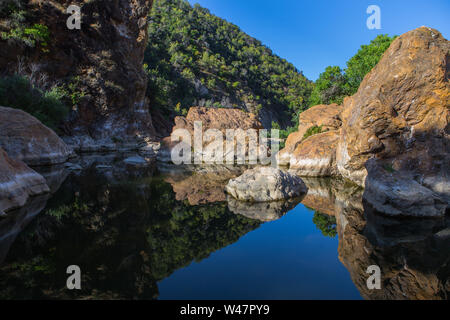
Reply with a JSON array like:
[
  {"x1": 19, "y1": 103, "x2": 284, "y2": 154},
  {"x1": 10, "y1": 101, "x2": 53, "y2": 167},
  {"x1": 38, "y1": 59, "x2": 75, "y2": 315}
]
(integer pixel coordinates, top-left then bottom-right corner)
[
  {"x1": 0, "y1": 106, "x2": 72, "y2": 166},
  {"x1": 337, "y1": 27, "x2": 449, "y2": 188},
  {"x1": 225, "y1": 166, "x2": 307, "y2": 202},
  {"x1": 277, "y1": 104, "x2": 342, "y2": 167},
  {"x1": 0, "y1": 148, "x2": 49, "y2": 214},
  {"x1": 158, "y1": 107, "x2": 264, "y2": 163},
  {"x1": 0, "y1": 0, "x2": 155, "y2": 149},
  {"x1": 172, "y1": 107, "x2": 264, "y2": 134},
  {"x1": 289, "y1": 131, "x2": 339, "y2": 176}
]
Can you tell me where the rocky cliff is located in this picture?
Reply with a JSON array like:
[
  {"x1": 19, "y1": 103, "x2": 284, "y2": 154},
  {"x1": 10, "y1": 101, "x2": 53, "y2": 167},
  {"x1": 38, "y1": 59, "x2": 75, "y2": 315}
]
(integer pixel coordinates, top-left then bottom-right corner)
[{"x1": 0, "y1": 0, "x2": 155, "y2": 150}]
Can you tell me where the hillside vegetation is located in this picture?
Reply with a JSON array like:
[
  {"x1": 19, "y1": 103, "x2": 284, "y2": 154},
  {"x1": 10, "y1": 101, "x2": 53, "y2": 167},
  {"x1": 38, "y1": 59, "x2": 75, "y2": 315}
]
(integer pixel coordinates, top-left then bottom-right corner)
[{"x1": 144, "y1": 0, "x2": 313, "y2": 130}]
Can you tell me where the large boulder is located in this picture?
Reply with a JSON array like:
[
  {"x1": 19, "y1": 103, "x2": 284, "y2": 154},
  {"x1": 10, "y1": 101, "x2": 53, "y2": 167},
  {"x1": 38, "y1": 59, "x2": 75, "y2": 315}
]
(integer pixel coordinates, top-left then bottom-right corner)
[
  {"x1": 337, "y1": 27, "x2": 449, "y2": 188},
  {"x1": 0, "y1": 107, "x2": 72, "y2": 166},
  {"x1": 225, "y1": 166, "x2": 307, "y2": 202},
  {"x1": 277, "y1": 104, "x2": 342, "y2": 166},
  {"x1": 0, "y1": 148, "x2": 49, "y2": 214},
  {"x1": 363, "y1": 159, "x2": 447, "y2": 218},
  {"x1": 289, "y1": 130, "x2": 340, "y2": 176}
]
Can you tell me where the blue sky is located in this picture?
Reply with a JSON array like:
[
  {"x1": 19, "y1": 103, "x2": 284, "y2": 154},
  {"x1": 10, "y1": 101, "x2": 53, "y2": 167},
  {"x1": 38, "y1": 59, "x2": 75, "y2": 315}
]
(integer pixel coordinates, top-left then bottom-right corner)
[{"x1": 187, "y1": 0, "x2": 450, "y2": 80}]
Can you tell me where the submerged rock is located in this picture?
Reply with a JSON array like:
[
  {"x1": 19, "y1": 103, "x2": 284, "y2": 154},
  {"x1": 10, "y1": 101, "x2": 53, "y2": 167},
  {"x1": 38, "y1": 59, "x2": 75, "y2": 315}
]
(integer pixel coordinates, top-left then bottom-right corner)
[
  {"x1": 0, "y1": 148, "x2": 49, "y2": 214},
  {"x1": 363, "y1": 159, "x2": 447, "y2": 218},
  {"x1": 225, "y1": 166, "x2": 307, "y2": 202},
  {"x1": 0, "y1": 106, "x2": 72, "y2": 166}
]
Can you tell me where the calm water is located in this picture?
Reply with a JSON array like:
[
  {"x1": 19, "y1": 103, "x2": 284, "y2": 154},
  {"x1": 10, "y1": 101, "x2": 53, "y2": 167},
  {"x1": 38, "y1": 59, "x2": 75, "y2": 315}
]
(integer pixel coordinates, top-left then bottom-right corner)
[{"x1": 0, "y1": 155, "x2": 448, "y2": 300}]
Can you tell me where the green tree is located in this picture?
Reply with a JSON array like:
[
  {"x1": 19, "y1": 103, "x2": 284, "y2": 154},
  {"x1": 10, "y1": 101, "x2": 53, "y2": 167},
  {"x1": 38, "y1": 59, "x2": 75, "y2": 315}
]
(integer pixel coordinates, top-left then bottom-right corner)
[{"x1": 309, "y1": 66, "x2": 349, "y2": 106}]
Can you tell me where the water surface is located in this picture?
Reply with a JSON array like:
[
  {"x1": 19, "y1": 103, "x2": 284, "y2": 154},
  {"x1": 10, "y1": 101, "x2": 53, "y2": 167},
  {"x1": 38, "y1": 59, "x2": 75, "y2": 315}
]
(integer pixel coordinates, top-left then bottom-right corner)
[{"x1": 0, "y1": 155, "x2": 447, "y2": 300}]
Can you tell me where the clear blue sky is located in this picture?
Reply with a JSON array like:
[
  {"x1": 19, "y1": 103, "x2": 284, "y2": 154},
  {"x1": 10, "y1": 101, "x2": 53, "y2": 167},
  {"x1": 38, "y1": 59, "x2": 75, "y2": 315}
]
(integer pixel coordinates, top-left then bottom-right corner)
[{"x1": 187, "y1": 0, "x2": 450, "y2": 80}]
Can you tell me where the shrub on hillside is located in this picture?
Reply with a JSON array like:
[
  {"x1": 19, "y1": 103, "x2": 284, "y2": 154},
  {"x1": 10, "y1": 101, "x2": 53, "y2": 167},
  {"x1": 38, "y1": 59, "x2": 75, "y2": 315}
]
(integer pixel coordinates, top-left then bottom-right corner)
[{"x1": 0, "y1": 75, "x2": 69, "y2": 132}]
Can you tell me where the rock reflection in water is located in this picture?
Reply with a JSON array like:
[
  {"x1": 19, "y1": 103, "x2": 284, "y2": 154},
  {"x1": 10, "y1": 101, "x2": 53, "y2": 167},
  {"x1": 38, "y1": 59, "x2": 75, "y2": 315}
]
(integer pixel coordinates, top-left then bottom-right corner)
[
  {"x1": 301, "y1": 176, "x2": 449, "y2": 300},
  {"x1": 0, "y1": 159, "x2": 261, "y2": 299},
  {"x1": 227, "y1": 196, "x2": 303, "y2": 222},
  {"x1": 0, "y1": 157, "x2": 448, "y2": 300},
  {"x1": 336, "y1": 190, "x2": 449, "y2": 300},
  {"x1": 161, "y1": 164, "x2": 247, "y2": 206}
]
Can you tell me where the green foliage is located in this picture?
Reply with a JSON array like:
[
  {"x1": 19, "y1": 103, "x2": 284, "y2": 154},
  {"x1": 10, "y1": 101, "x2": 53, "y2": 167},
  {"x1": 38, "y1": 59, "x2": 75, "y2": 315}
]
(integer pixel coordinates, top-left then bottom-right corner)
[
  {"x1": 0, "y1": 75, "x2": 69, "y2": 131},
  {"x1": 145, "y1": 0, "x2": 312, "y2": 124},
  {"x1": 303, "y1": 125, "x2": 323, "y2": 140},
  {"x1": 309, "y1": 34, "x2": 396, "y2": 107},
  {"x1": 345, "y1": 34, "x2": 396, "y2": 93},
  {"x1": 312, "y1": 212, "x2": 337, "y2": 238},
  {"x1": 309, "y1": 66, "x2": 350, "y2": 106}
]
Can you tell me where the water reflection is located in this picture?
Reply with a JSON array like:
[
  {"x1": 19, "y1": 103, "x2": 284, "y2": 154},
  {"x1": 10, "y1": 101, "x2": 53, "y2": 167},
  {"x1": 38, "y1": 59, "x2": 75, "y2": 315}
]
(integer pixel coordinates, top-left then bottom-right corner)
[{"x1": 0, "y1": 157, "x2": 448, "y2": 300}]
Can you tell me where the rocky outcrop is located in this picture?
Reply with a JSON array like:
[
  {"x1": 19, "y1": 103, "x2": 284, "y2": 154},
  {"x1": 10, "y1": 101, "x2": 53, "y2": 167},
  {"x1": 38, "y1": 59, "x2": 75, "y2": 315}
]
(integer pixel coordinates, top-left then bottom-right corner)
[
  {"x1": 0, "y1": 148, "x2": 49, "y2": 214},
  {"x1": 225, "y1": 166, "x2": 307, "y2": 202},
  {"x1": 0, "y1": 0, "x2": 156, "y2": 150},
  {"x1": 277, "y1": 104, "x2": 342, "y2": 167},
  {"x1": 278, "y1": 27, "x2": 449, "y2": 217},
  {"x1": 363, "y1": 159, "x2": 447, "y2": 218},
  {"x1": 289, "y1": 130, "x2": 339, "y2": 176},
  {"x1": 158, "y1": 107, "x2": 264, "y2": 163},
  {"x1": 337, "y1": 27, "x2": 449, "y2": 188},
  {"x1": 0, "y1": 106, "x2": 72, "y2": 166}
]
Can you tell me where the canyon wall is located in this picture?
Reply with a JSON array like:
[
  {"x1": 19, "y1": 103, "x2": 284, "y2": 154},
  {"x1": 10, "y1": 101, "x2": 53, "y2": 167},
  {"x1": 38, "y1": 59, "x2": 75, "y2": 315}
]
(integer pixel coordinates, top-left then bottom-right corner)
[{"x1": 0, "y1": 0, "x2": 155, "y2": 150}]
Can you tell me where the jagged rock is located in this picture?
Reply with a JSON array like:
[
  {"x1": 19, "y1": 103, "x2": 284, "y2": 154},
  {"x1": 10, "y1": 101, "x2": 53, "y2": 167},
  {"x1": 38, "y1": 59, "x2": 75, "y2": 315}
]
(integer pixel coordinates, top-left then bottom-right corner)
[
  {"x1": 289, "y1": 131, "x2": 339, "y2": 176},
  {"x1": 363, "y1": 159, "x2": 447, "y2": 218},
  {"x1": 225, "y1": 166, "x2": 307, "y2": 202},
  {"x1": 277, "y1": 104, "x2": 342, "y2": 165},
  {"x1": 0, "y1": 148, "x2": 49, "y2": 214},
  {"x1": 337, "y1": 27, "x2": 449, "y2": 187},
  {"x1": 0, "y1": 106, "x2": 72, "y2": 166}
]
